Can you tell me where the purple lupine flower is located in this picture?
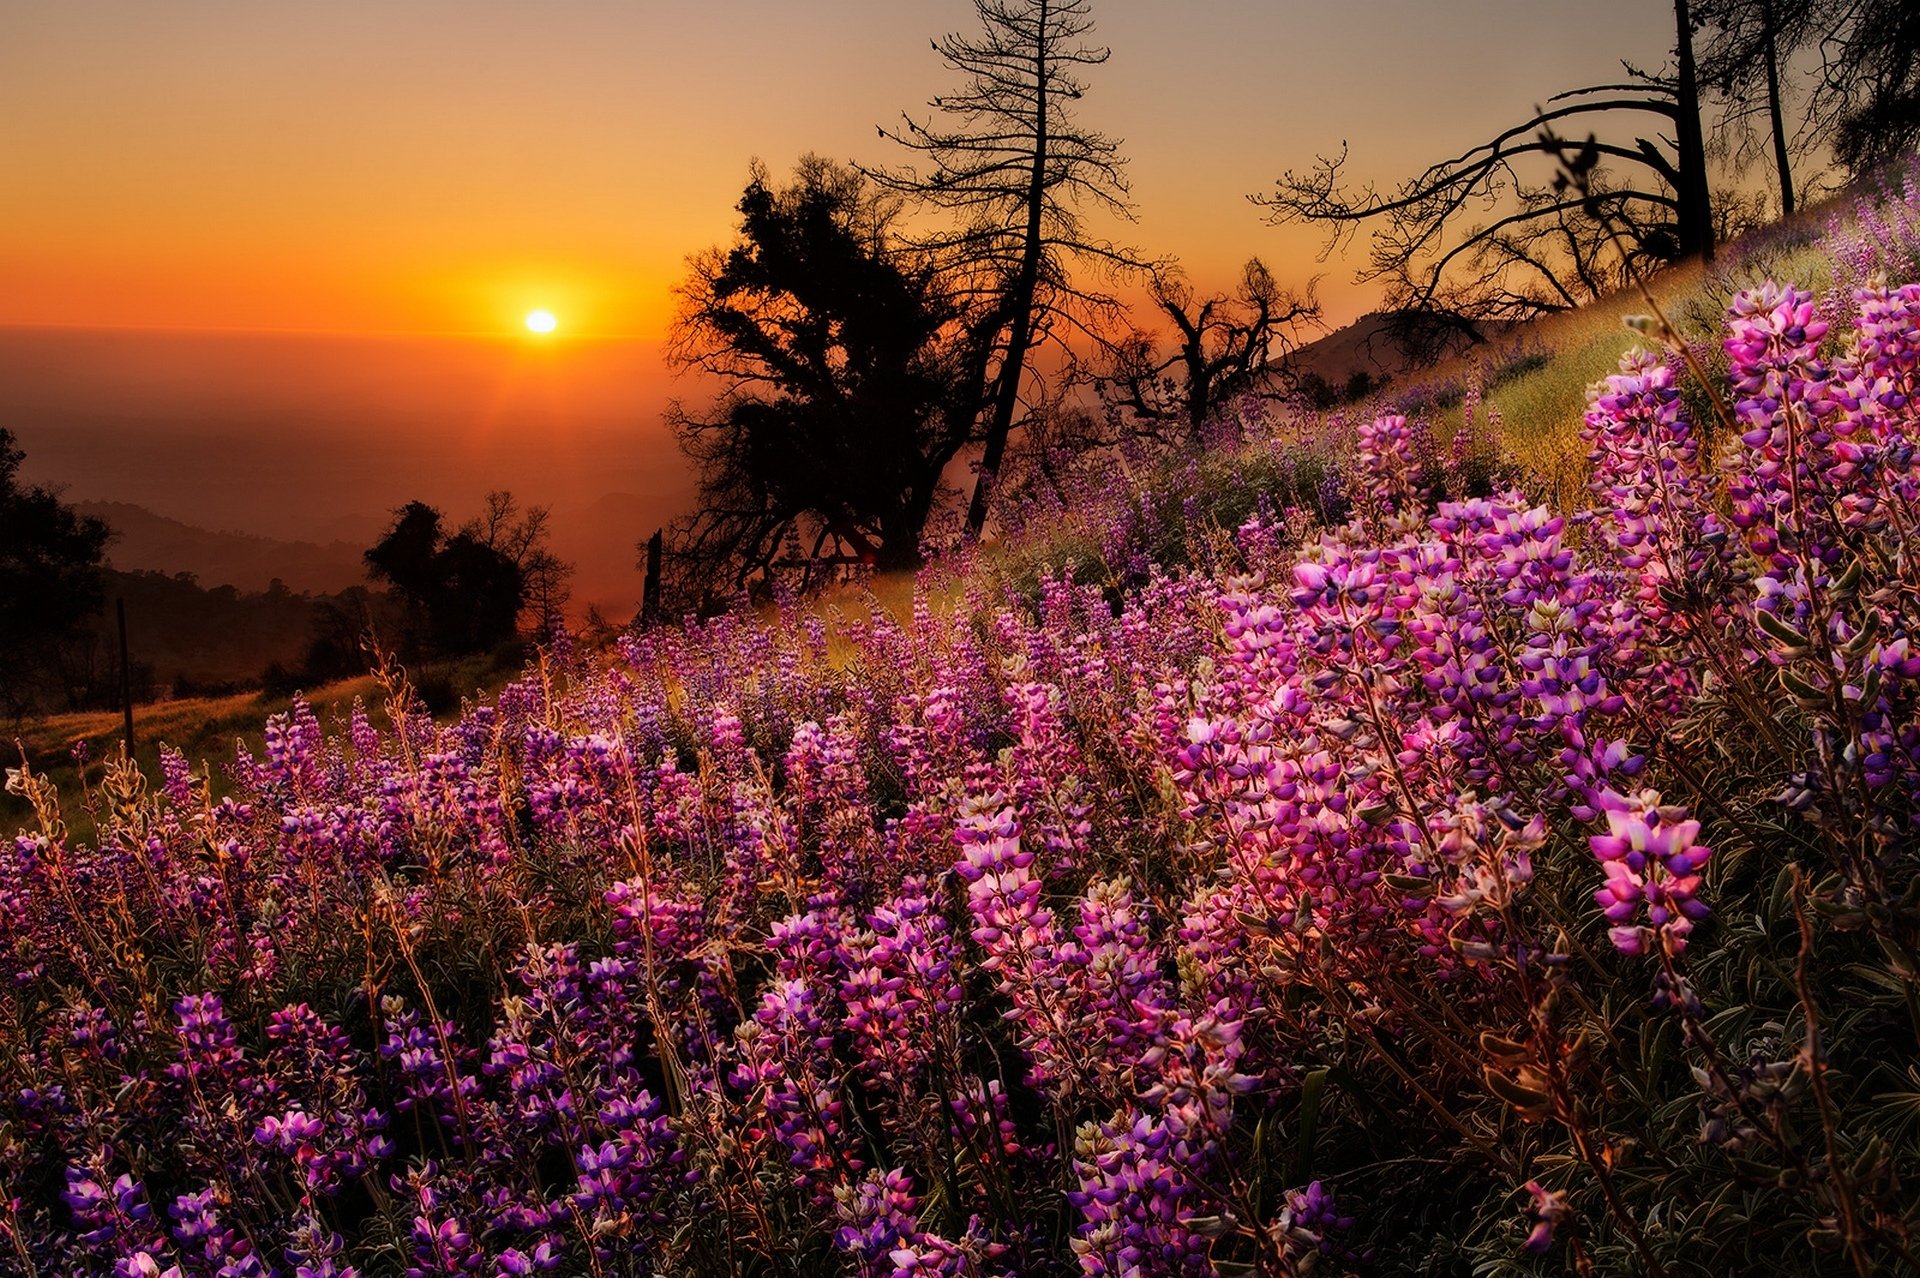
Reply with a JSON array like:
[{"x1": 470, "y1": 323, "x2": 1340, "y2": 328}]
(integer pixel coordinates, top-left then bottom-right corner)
[{"x1": 1590, "y1": 788, "x2": 1712, "y2": 955}]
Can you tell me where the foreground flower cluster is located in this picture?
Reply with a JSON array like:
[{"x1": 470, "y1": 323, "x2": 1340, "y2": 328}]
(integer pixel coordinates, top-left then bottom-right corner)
[{"x1": 5, "y1": 274, "x2": 1920, "y2": 1276}]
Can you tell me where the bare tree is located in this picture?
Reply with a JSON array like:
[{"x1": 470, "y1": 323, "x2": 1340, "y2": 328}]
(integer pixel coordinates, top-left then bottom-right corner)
[
  {"x1": 868, "y1": 0, "x2": 1146, "y2": 536},
  {"x1": 462, "y1": 490, "x2": 574, "y2": 639},
  {"x1": 468, "y1": 491, "x2": 556, "y2": 566},
  {"x1": 1696, "y1": 0, "x2": 1920, "y2": 208},
  {"x1": 1696, "y1": 0, "x2": 1825, "y2": 215},
  {"x1": 1254, "y1": 1, "x2": 1713, "y2": 356},
  {"x1": 1099, "y1": 259, "x2": 1321, "y2": 441}
]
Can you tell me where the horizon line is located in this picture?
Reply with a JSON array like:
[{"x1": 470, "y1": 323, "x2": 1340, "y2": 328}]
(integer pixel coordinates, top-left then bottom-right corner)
[{"x1": 0, "y1": 319, "x2": 661, "y2": 343}]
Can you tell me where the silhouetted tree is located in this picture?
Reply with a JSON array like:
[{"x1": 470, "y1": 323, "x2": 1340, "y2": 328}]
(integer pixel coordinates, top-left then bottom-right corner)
[
  {"x1": 1826, "y1": 0, "x2": 1920, "y2": 174},
  {"x1": 430, "y1": 536, "x2": 523, "y2": 654},
  {"x1": 464, "y1": 490, "x2": 572, "y2": 640},
  {"x1": 868, "y1": 0, "x2": 1145, "y2": 535},
  {"x1": 663, "y1": 157, "x2": 971, "y2": 603},
  {"x1": 1697, "y1": 0, "x2": 1824, "y2": 214},
  {"x1": 0, "y1": 428, "x2": 113, "y2": 715},
  {"x1": 1098, "y1": 259, "x2": 1321, "y2": 441},
  {"x1": 365, "y1": 501, "x2": 523, "y2": 656},
  {"x1": 1695, "y1": 0, "x2": 1920, "y2": 209},
  {"x1": 289, "y1": 586, "x2": 391, "y2": 688},
  {"x1": 1255, "y1": 1, "x2": 1714, "y2": 359},
  {"x1": 365, "y1": 501, "x2": 443, "y2": 607}
]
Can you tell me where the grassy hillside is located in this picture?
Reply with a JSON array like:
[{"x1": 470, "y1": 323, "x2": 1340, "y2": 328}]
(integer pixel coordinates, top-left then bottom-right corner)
[
  {"x1": 7, "y1": 157, "x2": 1920, "y2": 1278},
  {"x1": 5, "y1": 677, "x2": 379, "y2": 832}
]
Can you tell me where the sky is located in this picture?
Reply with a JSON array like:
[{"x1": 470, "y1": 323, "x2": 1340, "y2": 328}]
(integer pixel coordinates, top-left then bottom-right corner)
[
  {"x1": 0, "y1": 1, "x2": 1682, "y2": 610},
  {"x1": 2, "y1": 0, "x2": 1684, "y2": 336}
]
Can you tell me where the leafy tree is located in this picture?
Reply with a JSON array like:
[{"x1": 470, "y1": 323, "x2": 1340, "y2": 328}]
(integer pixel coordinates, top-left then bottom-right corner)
[
  {"x1": 1255, "y1": 0, "x2": 1714, "y2": 358},
  {"x1": 1825, "y1": 0, "x2": 1920, "y2": 174},
  {"x1": 429, "y1": 535, "x2": 523, "y2": 654},
  {"x1": 1098, "y1": 259, "x2": 1320, "y2": 441},
  {"x1": 663, "y1": 157, "x2": 970, "y2": 602},
  {"x1": 364, "y1": 501, "x2": 443, "y2": 607},
  {"x1": 869, "y1": 0, "x2": 1144, "y2": 535},
  {"x1": 0, "y1": 428, "x2": 112, "y2": 715},
  {"x1": 365, "y1": 500, "x2": 523, "y2": 656}
]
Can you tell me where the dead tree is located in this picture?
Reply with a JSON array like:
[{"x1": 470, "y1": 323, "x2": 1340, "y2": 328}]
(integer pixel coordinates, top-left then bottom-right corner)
[
  {"x1": 868, "y1": 0, "x2": 1146, "y2": 537},
  {"x1": 1254, "y1": 1, "x2": 1714, "y2": 358},
  {"x1": 1100, "y1": 259, "x2": 1321, "y2": 441}
]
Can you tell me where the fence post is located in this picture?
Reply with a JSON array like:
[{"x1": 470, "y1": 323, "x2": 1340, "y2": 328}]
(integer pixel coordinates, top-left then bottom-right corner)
[{"x1": 117, "y1": 597, "x2": 134, "y2": 753}]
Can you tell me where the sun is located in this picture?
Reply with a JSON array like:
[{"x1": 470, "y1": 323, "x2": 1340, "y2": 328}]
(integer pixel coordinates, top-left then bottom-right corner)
[{"x1": 524, "y1": 309, "x2": 558, "y2": 334}]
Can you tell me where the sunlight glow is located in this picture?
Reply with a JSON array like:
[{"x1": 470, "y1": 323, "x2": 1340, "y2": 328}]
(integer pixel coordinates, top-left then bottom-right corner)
[{"x1": 524, "y1": 309, "x2": 558, "y2": 334}]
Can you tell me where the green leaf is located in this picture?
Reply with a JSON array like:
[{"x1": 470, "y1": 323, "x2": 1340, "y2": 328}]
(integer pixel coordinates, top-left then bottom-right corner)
[
  {"x1": 1755, "y1": 609, "x2": 1808, "y2": 649},
  {"x1": 1296, "y1": 1067, "x2": 1327, "y2": 1183}
]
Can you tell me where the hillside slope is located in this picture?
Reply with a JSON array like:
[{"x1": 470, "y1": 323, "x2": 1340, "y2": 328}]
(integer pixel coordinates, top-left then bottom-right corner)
[{"x1": 77, "y1": 499, "x2": 367, "y2": 594}]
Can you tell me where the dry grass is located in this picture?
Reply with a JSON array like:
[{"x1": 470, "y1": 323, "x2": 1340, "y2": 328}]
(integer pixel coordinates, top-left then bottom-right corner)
[
  {"x1": 9, "y1": 674, "x2": 381, "y2": 835},
  {"x1": 1401, "y1": 206, "x2": 1844, "y2": 501}
]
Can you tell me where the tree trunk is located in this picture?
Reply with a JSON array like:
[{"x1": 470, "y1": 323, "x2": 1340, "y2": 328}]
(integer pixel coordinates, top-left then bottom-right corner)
[
  {"x1": 1185, "y1": 343, "x2": 1210, "y2": 442},
  {"x1": 1761, "y1": 0, "x2": 1796, "y2": 216},
  {"x1": 877, "y1": 479, "x2": 939, "y2": 570},
  {"x1": 641, "y1": 528, "x2": 664, "y2": 628},
  {"x1": 1672, "y1": 0, "x2": 1717, "y2": 260},
  {"x1": 965, "y1": 0, "x2": 1051, "y2": 538}
]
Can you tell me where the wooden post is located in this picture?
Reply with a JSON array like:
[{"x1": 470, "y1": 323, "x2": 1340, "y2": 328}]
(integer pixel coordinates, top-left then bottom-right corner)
[
  {"x1": 116, "y1": 596, "x2": 134, "y2": 753},
  {"x1": 641, "y1": 528, "x2": 664, "y2": 628}
]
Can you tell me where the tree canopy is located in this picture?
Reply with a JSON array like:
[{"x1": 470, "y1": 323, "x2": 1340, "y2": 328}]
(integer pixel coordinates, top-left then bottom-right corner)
[
  {"x1": 365, "y1": 500, "x2": 528, "y2": 656},
  {"x1": 0, "y1": 428, "x2": 113, "y2": 715},
  {"x1": 663, "y1": 157, "x2": 971, "y2": 605}
]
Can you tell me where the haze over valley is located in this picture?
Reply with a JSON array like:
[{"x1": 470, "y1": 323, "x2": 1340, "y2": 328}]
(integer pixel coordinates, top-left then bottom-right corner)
[{"x1": 0, "y1": 324, "x2": 692, "y2": 614}]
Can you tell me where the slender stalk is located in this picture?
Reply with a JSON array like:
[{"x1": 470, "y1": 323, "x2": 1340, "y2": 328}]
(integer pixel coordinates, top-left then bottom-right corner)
[{"x1": 1790, "y1": 869, "x2": 1876, "y2": 1278}]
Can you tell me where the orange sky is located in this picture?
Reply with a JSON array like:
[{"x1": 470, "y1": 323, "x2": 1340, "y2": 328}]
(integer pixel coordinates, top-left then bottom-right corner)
[{"x1": 2, "y1": 1, "x2": 1679, "y2": 340}]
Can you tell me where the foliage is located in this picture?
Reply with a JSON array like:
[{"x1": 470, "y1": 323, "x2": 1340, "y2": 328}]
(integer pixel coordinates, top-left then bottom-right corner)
[
  {"x1": 465, "y1": 491, "x2": 572, "y2": 644},
  {"x1": 665, "y1": 158, "x2": 969, "y2": 602},
  {"x1": 365, "y1": 493, "x2": 564, "y2": 657},
  {"x1": 0, "y1": 428, "x2": 113, "y2": 716}
]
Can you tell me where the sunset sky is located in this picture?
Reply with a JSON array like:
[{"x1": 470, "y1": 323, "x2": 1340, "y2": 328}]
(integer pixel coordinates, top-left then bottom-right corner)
[
  {"x1": 1, "y1": 1, "x2": 1684, "y2": 610},
  {"x1": 4, "y1": 1, "x2": 1683, "y2": 338}
]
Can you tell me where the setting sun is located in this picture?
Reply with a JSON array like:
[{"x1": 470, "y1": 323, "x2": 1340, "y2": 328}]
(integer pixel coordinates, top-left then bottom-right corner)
[{"x1": 524, "y1": 309, "x2": 557, "y2": 334}]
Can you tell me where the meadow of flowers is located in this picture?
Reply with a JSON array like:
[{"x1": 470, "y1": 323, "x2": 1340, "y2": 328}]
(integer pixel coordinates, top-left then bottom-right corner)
[{"x1": 8, "y1": 206, "x2": 1920, "y2": 1274}]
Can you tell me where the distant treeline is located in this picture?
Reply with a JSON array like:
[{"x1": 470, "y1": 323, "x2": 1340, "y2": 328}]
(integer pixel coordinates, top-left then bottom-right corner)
[
  {"x1": 5, "y1": 419, "x2": 574, "y2": 719},
  {"x1": 66, "y1": 570, "x2": 396, "y2": 706}
]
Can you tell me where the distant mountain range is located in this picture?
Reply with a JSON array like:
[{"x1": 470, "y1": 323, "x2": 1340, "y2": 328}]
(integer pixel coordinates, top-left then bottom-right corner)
[
  {"x1": 76, "y1": 500, "x2": 369, "y2": 595},
  {"x1": 76, "y1": 491, "x2": 681, "y2": 619}
]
